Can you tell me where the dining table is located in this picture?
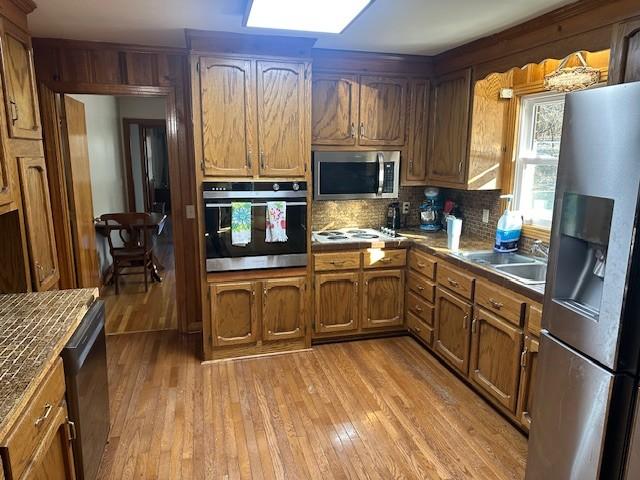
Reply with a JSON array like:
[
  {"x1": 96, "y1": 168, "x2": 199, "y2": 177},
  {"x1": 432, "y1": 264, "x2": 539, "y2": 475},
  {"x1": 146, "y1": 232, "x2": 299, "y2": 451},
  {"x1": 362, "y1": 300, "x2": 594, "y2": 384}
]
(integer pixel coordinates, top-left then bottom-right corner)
[{"x1": 94, "y1": 212, "x2": 168, "y2": 284}]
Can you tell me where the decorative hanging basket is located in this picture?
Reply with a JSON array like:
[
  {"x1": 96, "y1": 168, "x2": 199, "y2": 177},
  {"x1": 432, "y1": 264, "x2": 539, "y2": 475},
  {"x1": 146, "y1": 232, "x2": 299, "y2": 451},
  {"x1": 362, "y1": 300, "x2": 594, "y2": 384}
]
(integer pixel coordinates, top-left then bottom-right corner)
[{"x1": 544, "y1": 52, "x2": 600, "y2": 93}]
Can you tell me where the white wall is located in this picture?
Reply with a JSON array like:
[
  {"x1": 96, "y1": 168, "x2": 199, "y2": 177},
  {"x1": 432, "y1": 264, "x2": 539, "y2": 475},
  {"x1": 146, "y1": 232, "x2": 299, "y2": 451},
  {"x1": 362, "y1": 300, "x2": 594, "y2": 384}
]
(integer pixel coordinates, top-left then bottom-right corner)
[{"x1": 68, "y1": 94, "x2": 127, "y2": 275}]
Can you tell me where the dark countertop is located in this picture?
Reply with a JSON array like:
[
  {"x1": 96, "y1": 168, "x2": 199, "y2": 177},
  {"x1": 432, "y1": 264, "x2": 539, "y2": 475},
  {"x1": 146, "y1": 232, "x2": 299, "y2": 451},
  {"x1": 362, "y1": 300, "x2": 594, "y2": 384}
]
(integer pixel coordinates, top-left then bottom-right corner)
[
  {"x1": 312, "y1": 229, "x2": 545, "y2": 303},
  {"x1": 0, "y1": 288, "x2": 98, "y2": 440}
]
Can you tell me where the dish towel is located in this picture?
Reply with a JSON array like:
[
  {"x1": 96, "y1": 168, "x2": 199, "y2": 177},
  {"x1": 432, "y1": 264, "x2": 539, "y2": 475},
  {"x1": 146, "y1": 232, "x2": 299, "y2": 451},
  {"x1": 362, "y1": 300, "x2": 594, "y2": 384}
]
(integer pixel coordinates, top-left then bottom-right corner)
[
  {"x1": 265, "y1": 201, "x2": 288, "y2": 243},
  {"x1": 231, "y1": 202, "x2": 251, "y2": 246}
]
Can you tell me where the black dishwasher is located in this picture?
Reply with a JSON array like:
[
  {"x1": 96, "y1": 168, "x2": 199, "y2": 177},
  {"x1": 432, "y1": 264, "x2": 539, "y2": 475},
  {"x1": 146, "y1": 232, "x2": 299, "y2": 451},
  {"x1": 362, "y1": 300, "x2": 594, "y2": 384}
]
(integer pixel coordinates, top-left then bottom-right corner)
[{"x1": 61, "y1": 300, "x2": 110, "y2": 480}]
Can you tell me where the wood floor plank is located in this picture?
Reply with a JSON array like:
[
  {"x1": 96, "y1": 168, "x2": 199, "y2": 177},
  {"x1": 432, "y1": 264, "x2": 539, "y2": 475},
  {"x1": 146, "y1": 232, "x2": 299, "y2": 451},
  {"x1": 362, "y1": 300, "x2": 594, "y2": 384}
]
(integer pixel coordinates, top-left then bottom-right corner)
[{"x1": 97, "y1": 333, "x2": 527, "y2": 480}]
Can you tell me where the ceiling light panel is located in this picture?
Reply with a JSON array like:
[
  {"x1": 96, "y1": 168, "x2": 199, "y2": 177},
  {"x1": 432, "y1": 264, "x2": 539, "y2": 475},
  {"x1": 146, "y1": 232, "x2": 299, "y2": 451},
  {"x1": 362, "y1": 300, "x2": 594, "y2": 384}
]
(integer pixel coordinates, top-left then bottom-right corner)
[{"x1": 245, "y1": 0, "x2": 373, "y2": 34}]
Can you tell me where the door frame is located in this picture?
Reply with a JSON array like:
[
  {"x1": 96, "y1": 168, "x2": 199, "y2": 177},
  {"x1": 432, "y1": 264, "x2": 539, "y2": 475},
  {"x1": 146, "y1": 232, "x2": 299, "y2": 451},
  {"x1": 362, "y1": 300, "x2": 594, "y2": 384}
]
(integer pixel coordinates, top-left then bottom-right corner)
[
  {"x1": 38, "y1": 82, "x2": 196, "y2": 333},
  {"x1": 122, "y1": 117, "x2": 167, "y2": 212}
]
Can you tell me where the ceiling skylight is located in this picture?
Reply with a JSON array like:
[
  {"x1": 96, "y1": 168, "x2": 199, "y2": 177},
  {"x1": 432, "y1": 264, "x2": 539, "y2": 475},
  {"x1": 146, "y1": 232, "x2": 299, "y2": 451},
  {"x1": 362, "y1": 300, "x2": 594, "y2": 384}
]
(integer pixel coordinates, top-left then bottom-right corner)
[{"x1": 245, "y1": 0, "x2": 373, "y2": 34}]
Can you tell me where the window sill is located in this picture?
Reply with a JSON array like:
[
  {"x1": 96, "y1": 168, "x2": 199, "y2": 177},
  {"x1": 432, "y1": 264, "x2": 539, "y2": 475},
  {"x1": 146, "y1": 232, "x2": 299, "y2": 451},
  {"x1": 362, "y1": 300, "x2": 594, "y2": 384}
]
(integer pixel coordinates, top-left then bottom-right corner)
[{"x1": 522, "y1": 224, "x2": 551, "y2": 243}]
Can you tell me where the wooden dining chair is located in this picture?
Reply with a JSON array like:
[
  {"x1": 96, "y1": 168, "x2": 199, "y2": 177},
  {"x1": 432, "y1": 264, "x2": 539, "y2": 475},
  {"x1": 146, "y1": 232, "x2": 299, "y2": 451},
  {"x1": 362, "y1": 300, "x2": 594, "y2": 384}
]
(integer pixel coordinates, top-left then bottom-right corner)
[{"x1": 100, "y1": 212, "x2": 153, "y2": 294}]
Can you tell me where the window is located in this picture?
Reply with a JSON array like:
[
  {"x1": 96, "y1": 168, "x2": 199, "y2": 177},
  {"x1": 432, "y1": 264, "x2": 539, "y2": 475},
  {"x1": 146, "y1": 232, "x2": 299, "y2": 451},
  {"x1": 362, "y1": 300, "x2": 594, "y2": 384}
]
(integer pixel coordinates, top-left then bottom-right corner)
[{"x1": 514, "y1": 91, "x2": 566, "y2": 229}]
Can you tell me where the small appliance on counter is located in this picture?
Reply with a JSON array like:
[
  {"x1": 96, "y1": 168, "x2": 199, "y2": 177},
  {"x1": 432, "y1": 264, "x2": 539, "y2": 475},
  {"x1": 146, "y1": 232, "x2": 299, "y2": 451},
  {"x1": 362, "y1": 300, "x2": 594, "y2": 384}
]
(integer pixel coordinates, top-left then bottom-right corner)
[
  {"x1": 386, "y1": 202, "x2": 401, "y2": 230},
  {"x1": 419, "y1": 187, "x2": 442, "y2": 231}
]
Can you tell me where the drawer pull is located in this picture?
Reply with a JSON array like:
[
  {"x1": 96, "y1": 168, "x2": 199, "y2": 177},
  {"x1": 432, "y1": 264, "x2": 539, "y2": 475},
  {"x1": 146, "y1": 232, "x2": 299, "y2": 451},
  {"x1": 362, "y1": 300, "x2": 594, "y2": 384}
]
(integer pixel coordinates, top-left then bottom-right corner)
[
  {"x1": 463, "y1": 314, "x2": 469, "y2": 329},
  {"x1": 415, "y1": 305, "x2": 422, "y2": 313},
  {"x1": 447, "y1": 278, "x2": 459, "y2": 288},
  {"x1": 330, "y1": 260, "x2": 346, "y2": 265},
  {"x1": 34, "y1": 403, "x2": 53, "y2": 427},
  {"x1": 379, "y1": 258, "x2": 392, "y2": 263},
  {"x1": 472, "y1": 318, "x2": 477, "y2": 333},
  {"x1": 489, "y1": 298, "x2": 504, "y2": 309},
  {"x1": 417, "y1": 262, "x2": 426, "y2": 268},
  {"x1": 416, "y1": 285, "x2": 425, "y2": 291},
  {"x1": 68, "y1": 420, "x2": 77, "y2": 441},
  {"x1": 415, "y1": 327, "x2": 421, "y2": 333}
]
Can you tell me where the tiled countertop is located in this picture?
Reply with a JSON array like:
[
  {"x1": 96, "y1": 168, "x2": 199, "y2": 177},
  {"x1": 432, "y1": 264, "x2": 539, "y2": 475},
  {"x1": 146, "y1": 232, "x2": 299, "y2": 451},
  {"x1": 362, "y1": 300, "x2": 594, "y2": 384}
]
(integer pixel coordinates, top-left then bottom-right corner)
[
  {"x1": 0, "y1": 288, "x2": 98, "y2": 439},
  {"x1": 312, "y1": 228, "x2": 545, "y2": 303}
]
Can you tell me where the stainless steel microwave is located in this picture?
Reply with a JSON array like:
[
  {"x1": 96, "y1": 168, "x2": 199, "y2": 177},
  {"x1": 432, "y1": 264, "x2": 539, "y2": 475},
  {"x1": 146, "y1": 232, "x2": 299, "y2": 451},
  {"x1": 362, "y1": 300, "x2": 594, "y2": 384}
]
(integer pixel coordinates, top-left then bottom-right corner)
[{"x1": 313, "y1": 151, "x2": 400, "y2": 200}]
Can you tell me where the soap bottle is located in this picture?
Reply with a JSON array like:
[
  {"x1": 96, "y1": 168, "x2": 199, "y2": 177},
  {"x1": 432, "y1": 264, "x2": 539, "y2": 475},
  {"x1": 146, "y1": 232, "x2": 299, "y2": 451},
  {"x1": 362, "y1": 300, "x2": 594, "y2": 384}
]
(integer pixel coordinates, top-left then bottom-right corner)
[{"x1": 494, "y1": 195, "x2": 522, "y2": 253}]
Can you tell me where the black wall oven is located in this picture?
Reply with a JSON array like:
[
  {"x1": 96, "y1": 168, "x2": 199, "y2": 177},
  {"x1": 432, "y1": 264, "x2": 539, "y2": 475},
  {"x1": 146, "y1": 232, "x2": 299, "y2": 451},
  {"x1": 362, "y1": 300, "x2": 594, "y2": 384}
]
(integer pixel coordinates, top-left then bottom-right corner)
[{"x1": 203, "y1": 181, "x2": 308, "y2": 272}]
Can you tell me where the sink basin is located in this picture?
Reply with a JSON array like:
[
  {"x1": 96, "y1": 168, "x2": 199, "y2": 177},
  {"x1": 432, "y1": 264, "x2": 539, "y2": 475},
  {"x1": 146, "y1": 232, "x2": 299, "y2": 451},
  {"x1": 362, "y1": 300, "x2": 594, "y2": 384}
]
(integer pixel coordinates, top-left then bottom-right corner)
[
  {"x1": 494, "y1": 263, "x2": 548, "y2": 285},
  {"x1": 455, "y1": 251, "x2": 539, "y2": 266}
]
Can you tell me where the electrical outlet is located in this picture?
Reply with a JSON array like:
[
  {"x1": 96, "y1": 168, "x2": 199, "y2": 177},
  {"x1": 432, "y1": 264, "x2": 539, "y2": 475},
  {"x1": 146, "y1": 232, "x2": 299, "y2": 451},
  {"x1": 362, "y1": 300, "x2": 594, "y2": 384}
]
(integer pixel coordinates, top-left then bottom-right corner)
[
  {"x1": 482, "y1": 209, "x2": 490, "y2": 224},
  {"x1": 402, "y1": 202, "x2": 410, "y2": 214}
]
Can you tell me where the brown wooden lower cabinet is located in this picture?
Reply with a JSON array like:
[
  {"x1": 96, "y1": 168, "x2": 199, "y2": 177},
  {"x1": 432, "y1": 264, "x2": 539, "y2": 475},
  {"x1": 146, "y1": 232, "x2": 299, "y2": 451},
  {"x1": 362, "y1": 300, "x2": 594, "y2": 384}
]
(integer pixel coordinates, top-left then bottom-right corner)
[
  {"x1": 209, "y1": 276, "x2": 306, "y2": 350},
  {"x1": 469, "y1": 307, "x2": 523, "y2": 413},
  {"x1": 516, "y1": 334, "x2": 540, "y2": 430},
  {"x1": 262, "y1": 277, "x2": 306, "y2": 341},
  {"x1": 209, "y1": 281, "x2": 258, "y2": 347},
  {"x1": 434, "y1": 286, "x2": 472, "y2": 375},
  {"x1": 314, "y1": 272, "x2": 359, "y2": 334},
  {"x1": 362, "y1": 269, "x2": 404, "y2": 329},
  {"x1": 1, "y1": 359, "x2": 75, "y2": 480}
]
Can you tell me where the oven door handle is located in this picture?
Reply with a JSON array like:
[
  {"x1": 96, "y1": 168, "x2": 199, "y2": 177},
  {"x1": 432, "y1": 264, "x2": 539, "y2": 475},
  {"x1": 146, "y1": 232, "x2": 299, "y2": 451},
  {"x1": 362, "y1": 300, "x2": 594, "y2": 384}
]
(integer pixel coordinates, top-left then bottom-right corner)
[
  {"x1": 206, "y1": 202, "x2": 307, "y2": 208},
  {"x1": 377, "y1": 152, "x2": 384, "y2": 196}
]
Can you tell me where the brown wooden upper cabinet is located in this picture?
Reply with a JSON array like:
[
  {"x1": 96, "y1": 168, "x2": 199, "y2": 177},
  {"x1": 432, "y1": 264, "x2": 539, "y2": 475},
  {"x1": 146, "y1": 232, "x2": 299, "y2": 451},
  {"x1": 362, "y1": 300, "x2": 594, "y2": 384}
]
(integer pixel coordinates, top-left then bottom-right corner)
[
  {"x1": 256, "y1": 61, "x2": 308, "y2": 177},
  {"x1": 311, "y1": 72, "x2": 407, "y2": 147},
  {"x1": 427, "y1": 68, "x2": 472, "y2": 188},
  {"x1": 18, "y1": 157, "x2": 59, "y2": 291},
  {"x1": 198, "y1": 56, "x2": 310, "y2": 178},
  {"x1": 403, "y1": 78, "x2": 431, "y2": 185},
  {"x1": 311, "y1": 73, "x2": 359, "y2": 145},
  {"x1": 0, "y1": 19, "x2": 41, "y2": 140},
  {"x1": 609, "y1": 16, "x2": 640, "y2": 84}
]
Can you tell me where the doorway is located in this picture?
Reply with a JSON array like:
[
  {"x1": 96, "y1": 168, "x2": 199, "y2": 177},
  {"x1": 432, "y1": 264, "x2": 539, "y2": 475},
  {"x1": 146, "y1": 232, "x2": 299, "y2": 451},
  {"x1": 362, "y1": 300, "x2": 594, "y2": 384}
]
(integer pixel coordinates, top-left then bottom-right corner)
[{"x1": 59, "y1": 94, "x2": 177, "y2": 334}]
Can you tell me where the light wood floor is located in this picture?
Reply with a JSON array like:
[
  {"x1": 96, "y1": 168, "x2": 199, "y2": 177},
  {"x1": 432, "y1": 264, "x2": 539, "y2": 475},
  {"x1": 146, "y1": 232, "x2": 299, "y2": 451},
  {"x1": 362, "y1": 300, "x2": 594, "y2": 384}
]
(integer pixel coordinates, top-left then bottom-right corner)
[
  {"x1": 100, "y1": 220, "x2": 177, "y2": 334},
  {"x1": 97, "y1": 333, "x2": 527, "y2": 479}
]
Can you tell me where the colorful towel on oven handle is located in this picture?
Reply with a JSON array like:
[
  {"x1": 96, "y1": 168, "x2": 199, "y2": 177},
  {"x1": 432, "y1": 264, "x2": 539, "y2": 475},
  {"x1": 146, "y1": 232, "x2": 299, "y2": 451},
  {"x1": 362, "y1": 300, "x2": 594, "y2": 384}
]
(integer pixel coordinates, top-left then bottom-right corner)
[
  {"x1": 265, "y1": 201, "x2": 288, "y2": 243},
  {"x1": 231, "y1": 202, "x2": 251, "y2": 246}
]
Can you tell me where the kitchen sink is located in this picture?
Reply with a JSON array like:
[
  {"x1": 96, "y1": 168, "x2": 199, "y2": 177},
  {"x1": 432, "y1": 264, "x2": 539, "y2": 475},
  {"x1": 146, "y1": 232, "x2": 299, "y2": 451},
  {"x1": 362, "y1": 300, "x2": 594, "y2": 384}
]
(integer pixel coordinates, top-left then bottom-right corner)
[
  {"x1": 454, "y1": 251, "x2": 539, "y2": 266},
  {"x1": 494, "y1": 263, "x2": 548, "y2": 285}
]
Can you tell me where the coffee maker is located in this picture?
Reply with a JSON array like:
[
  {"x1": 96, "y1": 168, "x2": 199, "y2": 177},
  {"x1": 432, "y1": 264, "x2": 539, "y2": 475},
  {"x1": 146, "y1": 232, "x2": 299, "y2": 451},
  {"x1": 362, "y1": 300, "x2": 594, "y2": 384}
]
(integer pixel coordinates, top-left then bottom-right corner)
[{"x1": 386, "y1": 202, "x2": 401, "y2": 230}]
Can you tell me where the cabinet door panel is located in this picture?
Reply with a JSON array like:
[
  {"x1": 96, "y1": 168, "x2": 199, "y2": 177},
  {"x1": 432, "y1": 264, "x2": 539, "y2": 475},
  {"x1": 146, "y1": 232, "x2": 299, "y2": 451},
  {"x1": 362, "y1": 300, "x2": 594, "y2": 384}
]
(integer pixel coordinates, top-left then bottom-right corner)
[
  {"x1": 434, "y1": 287, "x2": 472, "y2": 374},
  {"x1": 470, "y1": 308, "x2": 523, "y2": 412},
  {"x1": 18, "y1": 157, "x2": 59, "y2": 291},
  {"x1": 210, "y1": 282, "x2": 257, "y2": 347},
  {"x1": 200, "y1": 57, "x2": 256, "y2": 176},
  {"x1": 0, "y1": 20, "x2": 41, "y2": 139},
  {"x1": 362, "y1": 269, "x2": 404, "y2": 329},
  {"x1": 262, "y1": 277, "x2": 306, "y2": 341},
  {"x1": 358, "y1": 75, "x2": 407, "y2": 146},
  {"x1": 609, "y1": 17, "x2": 640, "y2": 84},
  {"x1": 314, "y1": 272, "x2": 359, "y2": 334},
  {"x1": 312, "y1": 72, "x2": 358, "y2": 145},
  {"x1": 517, "y1": 335, "x2": 540, "y2": 430},
  {"x1": 403, "y1": 78, "x2": 430, "y2": 184},
  {"x1": 257, "y1": 61, "x2": 307, "y2": 176},
  {"x1": 427, "y1": 69, "x2": 471, "y2": 187}
]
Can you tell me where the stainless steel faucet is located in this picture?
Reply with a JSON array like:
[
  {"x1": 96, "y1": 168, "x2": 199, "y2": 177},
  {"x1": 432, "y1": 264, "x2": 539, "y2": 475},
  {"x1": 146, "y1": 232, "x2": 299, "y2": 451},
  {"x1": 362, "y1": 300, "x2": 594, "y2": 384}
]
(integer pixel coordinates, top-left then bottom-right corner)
[{"x1": 531, "y1": 240, "x2": 549, "y2": 261}]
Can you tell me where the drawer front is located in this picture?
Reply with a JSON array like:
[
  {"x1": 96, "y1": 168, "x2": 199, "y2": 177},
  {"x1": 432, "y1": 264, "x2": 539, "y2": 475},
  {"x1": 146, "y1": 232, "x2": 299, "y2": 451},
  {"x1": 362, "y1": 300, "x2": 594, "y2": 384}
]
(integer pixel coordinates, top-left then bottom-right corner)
[
  {"x1": 406, "y1": 291, "x2": 434, "y2": 326},
  {"x1": 437, "y1": 263, "x2": 475, "y2": 300},
  {"x1": 528, "y1": 303, "x2": 543, "y2": 336},
  {"x1": 475, "y1": 280, "x2": 526, "y2": 327},
  {"x1": 407, "y1": 272, "x2": 435, "y2": 303},
  {"x1": 407, "y1": 311, "x2": 434, "y2": 346},
  {"x1": 314, "y1": 251, "x2": 361, "y2": 271},
  {"x1": 364, "y1": 248, "x2": 407, "y2": 269},
  {"x1": 3, "y1": 359, "x2": 66, "y2": 479},
  {"x1": 408, "y1": 249, "x2": 436, "y2": 280}
]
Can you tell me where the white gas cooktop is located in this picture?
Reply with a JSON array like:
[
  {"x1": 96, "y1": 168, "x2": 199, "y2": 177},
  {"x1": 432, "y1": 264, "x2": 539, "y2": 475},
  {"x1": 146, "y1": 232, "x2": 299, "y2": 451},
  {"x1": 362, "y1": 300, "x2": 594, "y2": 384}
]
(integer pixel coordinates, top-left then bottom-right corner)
[{"x1": 312, "y1": 228, "x2": 406, "y2": 244}]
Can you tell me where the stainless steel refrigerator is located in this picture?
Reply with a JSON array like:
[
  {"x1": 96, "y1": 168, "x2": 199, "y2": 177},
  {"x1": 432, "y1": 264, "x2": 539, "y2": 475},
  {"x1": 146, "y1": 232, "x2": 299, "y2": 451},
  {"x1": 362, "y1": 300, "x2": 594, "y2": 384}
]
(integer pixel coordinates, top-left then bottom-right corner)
[{"x1": 526, "y1": 82, "x2": 640, "y2": 479}]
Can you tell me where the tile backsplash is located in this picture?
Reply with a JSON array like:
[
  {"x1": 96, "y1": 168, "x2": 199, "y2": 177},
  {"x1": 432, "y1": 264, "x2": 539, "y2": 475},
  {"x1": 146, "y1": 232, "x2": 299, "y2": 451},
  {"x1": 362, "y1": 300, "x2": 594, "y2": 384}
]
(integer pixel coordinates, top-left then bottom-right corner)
[{"x1": 311, "y1": 186, "x2": 425, "y2": 230}]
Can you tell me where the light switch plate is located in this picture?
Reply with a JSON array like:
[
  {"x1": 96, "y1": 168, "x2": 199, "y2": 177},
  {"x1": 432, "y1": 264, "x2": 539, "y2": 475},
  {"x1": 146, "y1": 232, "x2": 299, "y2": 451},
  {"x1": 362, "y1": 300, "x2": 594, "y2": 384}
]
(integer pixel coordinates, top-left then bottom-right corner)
[
  {"x1": 185, "y1": 205, "x2": 196, "y2": 219},
  {"x1": 402, "y1": 202, "x2": 410, "y2": 214},
  {"x1": 482, "y1": 209, "x2": 490, "y2": 223}
]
